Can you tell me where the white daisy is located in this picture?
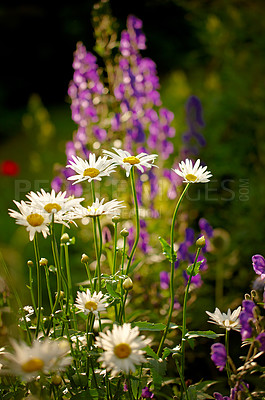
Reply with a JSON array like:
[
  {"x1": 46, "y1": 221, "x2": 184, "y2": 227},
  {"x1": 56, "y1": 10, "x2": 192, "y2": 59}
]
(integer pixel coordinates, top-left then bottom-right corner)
[
  {"x1": 66, "y1": 153, "x2": 117, "y2": 185},
  {"x1": 173, "y1": 159, "x2": 212, "y2": 183},
  {"x1": 72, "y1": 198, "x2": 125, "y2": 218},
  {"x1": 26, "y1": 189, "x2": 84, "y2": 226},
  {"x1": 95, "y1": 323, "x2": 150, "y2": 376},
  {"x1": 2, "y1": 338, "x2": 72, "y2": 381},
  {"x1": 103, "y1": 147, "x2": 158, "y2": 177},
  {"x1": 8, "y1": 200, "x2": 50, "y2": 241},
  {"x1": 74, "y1": 289, "x2": 108, "y2": 318},
  {"x1": 206, "y1": 306, "x2": 241, "y2": 331}
]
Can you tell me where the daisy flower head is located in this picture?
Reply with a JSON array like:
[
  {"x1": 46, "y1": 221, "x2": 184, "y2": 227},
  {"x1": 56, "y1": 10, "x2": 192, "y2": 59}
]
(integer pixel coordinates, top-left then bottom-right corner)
[
  {"x1": 2, "y1": 338, "x2": 72, "y2": 382},
  {"x1": 95, "y1": 323, "x2": 150, "y2": 376},
  {"x1": 103, "y1": 147, "x2": 158, "y2": 177},
  {"x1": 26, "y1": 189, "x2": 84, "y2": 225},
  {"x1": 206, "y1": 306, "x2": 241, "y2": 331},
  {"x1": 66, "y1": 153, "x2": 117, "y2": 185},
  {"x1": 173, "y1": 159, "x2": 212, "y2": 183},
  {"x1": 73, "y1": 198, "x2": 125, "y2": 218},
  {"x1": 8, "y1": 200, "x2": 50, "y2": 241},
  {"x1": 74, "y1": 289, "x2": 108, "y2": 318}
]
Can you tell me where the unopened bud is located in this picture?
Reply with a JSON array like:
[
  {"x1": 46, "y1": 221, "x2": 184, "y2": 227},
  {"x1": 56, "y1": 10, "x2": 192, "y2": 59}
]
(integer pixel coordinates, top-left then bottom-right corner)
[
  {"x1": 196, "y1": 236, "x2": 206, "y2": 248},
  {"x1": 51, "y1": 375, "x2": 62, "y2": 386},
  {"x1": 81, "y1": 254, "x2": 89, "y2": 264},
  {"x1": 120, "y1": 228, "x2": 129, "y2": 237},
  {"x1": 27, "y1": 260, "x2": 34, "y2": 268},
  {"x1": 55, "y1": 291, "x2": 64, "y2": 301},
  {"x1": 61, "y1": 233, "x2": 70, "y2": 243},
  {"x1": 112, "y1": 215, "x2": 121, "y2": 224},
  {"x1": 123, "y1": 277, "x2": 133, "y2": 291},
  {"x1": 39, "y1": 258, "x2": 48, "y2": 267}
]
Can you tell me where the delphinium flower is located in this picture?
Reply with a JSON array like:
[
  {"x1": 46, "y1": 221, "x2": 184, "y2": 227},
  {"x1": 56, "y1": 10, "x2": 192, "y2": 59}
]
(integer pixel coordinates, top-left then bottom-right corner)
[
  {"x1": 103, "y1": 147, "x2": 158, "y2": 177},
  {"x1": 239, "y1": 300, "x2": 255, "y2": 340},
  {"x1": 2, "y1": 338, "x2": 72, "y2": 381},
  {"x1": 72, "y1": 198, "x2": 125, "y2": 218},
  {"x1": 252, "y1": 254, "x2": 265, "y2": 279},
  {"x1": 75, "y1": 289, "x2": 108, "y2": 318},
  {"x1": 206, "y1": 306, "x2": 241, "y2": 331},
  {"x1": 172, "y1": 159, "x2": 212, "y2": 184},
  {"x1": 256, "y1": 332, "x2": 265, "y2": 351},
  {"x1": 8, "y1": 200, "x2": 50, "y2": 241},
  {"x1": 66, "y1": 154, "x2": 117, "y2": 185},
  {"x1": 211, "y1": 343, "x2": 227, "y2": 371},
  {"x1": 213, "y1": 393, "x2": 230, "y2": 400},
  {"x1": 160, "y1": 271, "x2": 170, "y2": 290},
  {"x1": 141, "y1": 386, "x2": 154, "y2": 398},
  {"x1": 95, "y1": 323, "x2": 149, "y2": 376},
  {"x1": 26, "y1": 188, "x2": 84, "y2": 226}
]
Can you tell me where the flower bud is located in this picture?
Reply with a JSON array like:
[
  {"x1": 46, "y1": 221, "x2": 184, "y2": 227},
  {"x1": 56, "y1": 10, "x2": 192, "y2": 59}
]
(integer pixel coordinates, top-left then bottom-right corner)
[
  {"x1": 51, "y1": 375, "x2": 62, "y2": 386},
  {"x1": 55, "y1": 291, "x2": 64, "y2": 301},
  {"x1": 196, "y1": 236, "x2": 206, "y2": 248},
  {"x1": 120, "y1": 228, "x2": 129, "y2": 237},
  {"x1": 81, "y1": 254, "x2": 89, "y2": 264},
  {"x1": 39, "y1": 258, "x2": 48, "y2": 267},
  {"x1": 112, "y1": 215, "x2": 121, "y2": 224},
  {"x1": 61, "y1": 233, "x2": 70, "y2": 243},
  {"x1": 123, "y1": 277, "x2": 133, "y2": 291},
  {"x1": 27, "y1": 260, "x2": 34, "y2": 268}
]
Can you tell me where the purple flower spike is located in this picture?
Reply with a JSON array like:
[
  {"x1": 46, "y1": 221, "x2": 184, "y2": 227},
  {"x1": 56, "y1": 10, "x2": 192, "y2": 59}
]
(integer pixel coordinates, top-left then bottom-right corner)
[
  {"x1": 160, "y1": 271, "x2": 170, "y2": 290},
  {"x1": 252, "y1": 255, "x2": 265, "y2": 279},
  {"x1": 211, "y1": 343, "x2": 227, "y2": 371},
  {"x1": 213, "y1": 393, "x2": 230, "y2": 400},
  {"x1": 256, "y1": 332, "x2": 265, "y2": 351},
  {"x1": 240, "y1": 300, "x2": 255, "y2": 340},
  {"x1": 141, "y1": 387, "x2": 154, "y2": 398}
]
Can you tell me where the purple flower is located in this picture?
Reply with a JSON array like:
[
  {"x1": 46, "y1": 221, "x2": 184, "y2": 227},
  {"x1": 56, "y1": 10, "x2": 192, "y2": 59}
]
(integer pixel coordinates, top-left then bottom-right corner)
[
  {"x1": 252, "y1": 254, "x2": 265, "y2": 279},
  {"x1": 160, "y1": 271, "x2": 170, "y2": 290},
  {"x1": 141, "y1": 386, "x2": 154, "y2": 398},
  {"x1": 51, "y1": 176, "x2": 62, "y2": 193},
  {"x1": 213, "y1": 393, "x2": 230, "y2": 400},
  {"x1": 211, "y1": 343, "x2": 227, "y2": 371},
  {"x1": 256, "y1": 332, "x2": 265, "y2": 351},
  {"x1": 199, "y1": 218, "x2": 213, "y2": 238},
  {"x1": 240, "y1": 300, "x2": 255, "y2": 340}
]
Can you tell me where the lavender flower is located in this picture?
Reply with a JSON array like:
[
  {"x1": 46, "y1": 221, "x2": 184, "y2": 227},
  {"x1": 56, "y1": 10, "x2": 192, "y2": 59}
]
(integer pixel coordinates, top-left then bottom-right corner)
[
  {"x1": 211, "y1": 343, "x2": 227, "y2": 371},
  {"x1": 256, "y1": 332, "x2": 265, "y2": 351},
  {"x1": 239, "y1": 300, "x2": 255, "y2": 340},
  {"x1": 141, "y1": 386, "x2": 154, "y2": 398},
  {"x1": 252, "y1": 254, "x2": 265, "y2": 279},
  {"x1": 182, "y1": 96, "x2": 206, "y2": 157},
  {"x1": 213, "y1": 393, "x2": 230, "y2": 400},
  {"x1": 160, "y1": 271, "x2": 170, "y2": 290}
]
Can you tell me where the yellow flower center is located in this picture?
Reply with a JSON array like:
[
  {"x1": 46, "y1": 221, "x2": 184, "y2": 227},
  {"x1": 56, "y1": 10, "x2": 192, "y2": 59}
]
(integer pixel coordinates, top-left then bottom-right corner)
[
  {"x1": 123, "y1": 156, "x2": 140, "y2": 165},
  {"x1": 185, "y1": 173, "x2": 197, "y2": 182},
  {"x1": 21, "y1": 357, "x2": 44, "y2": 373},
  {"x1": 114, "y1": 343, "x2": 132, "y2": 359},
  {"x1": 44, "y1": 203, "x2": 62, "y2": 213},
  {"x1": 83, "y1": 168, "x2": 100, "y2": 178},
  {"x1": 85, "y1": 301, "x2": 98, "y2": 311},
  {"x1": 26, "y1": 213, "x2": 44, "y2": 227}
]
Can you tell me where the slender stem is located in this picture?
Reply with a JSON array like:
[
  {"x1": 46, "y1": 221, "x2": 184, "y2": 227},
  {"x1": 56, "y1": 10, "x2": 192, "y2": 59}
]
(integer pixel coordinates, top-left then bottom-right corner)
[
  {"x1": 92, "y1": 217, "x2": 101, "y2": 291},
  {"x1": 91, "y1": 180, "x2": 103, "y2": 264},
  {"x1": 28, "y1": 264, "x2": 37, "y2": 313},
  {"x1": 225, "y1": 329, "x2": 232, "y2": 382},
  {"x1": 127, "y1": 372, "x2": 135, "y2": 400},
  {"x1": 64, "y1": 244, "x2": 72, "y2": 314},
  {"x1": 157, "y1": 183, "x2": 190, "y2": 356},
  {"x1": 44, "y1": 264, "x2": 53, "y2": 311},
  {"x1": 180, "y1": 248, "x2": 201, "y2": 379},
  {"x1": 33, "y1": 235, "x2": 42, "y2": 339},
  {"x1": 0, "y1": 251, "x2": 31, "y2": 344},
  {"x1": 119, "y1": 236, "x2": 127, "y2": 322},
  {"x1": 175, "y1": 359, "x2": 190, "y2": 400},
  {"x1": 126, "y1": 167, "x2": 140, "y2": 275},
  {"x1": 112, "y1": 222, "x2": 118, "y2": 275}
]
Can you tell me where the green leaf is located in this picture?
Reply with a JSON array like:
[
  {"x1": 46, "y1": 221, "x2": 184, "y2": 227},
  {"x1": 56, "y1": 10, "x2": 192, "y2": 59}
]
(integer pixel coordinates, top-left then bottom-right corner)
[
  {"x1": 162, "y1": 345, "x2": 181, "y2": 360},
  {"x1": 128, "y1": 259, "x2": 141, "y2": 274},
  {"x1": 131, "y1": 321, "x2": 166, "y2": 331},
  {"x1": 159, "y1": 237, "x2": 177, "y2": 263},
  {"x1": 148, "y1": 358, "x2": 167, "y2": 390},
  {"x1": 186, "y1": 260, "x2": 203, "y2": 276},
  {"x1": 105, "y1": 282, "x2": 121, "y2": 299},
  {"x1": 185, "y1": 330, "x2": 224, "y2": 340},
  {"x1": 143, "y1": 345, "x2": 159, "y2": 360}
]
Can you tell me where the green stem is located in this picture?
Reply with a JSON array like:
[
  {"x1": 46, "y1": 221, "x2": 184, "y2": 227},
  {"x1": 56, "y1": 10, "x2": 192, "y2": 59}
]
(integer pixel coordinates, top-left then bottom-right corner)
[
  {"x1": 126, "y1": 167, "x2": 140, "y2": 276},
  {"x1": 180, "y1": 248, "x2": 201, "y2": 380},
  {"x1": 33, "y1": 235, "x2": 42, "y2": 339},
  {"x1": 91, "y1": 180, "x2": 103, "y2": 264},
  {"x1": 112, "y1": 222, "x2": 118, "y2": 275},
  {"x1": 157, "y1": 183, "x2": 190, "y2": 356},
  {"x1": 28, "y1": 263, "x2": 37, "y2": 313},
  {"x1": 225, "y1": 329, "x2": 232, "y2": 383},
  {"x1": 44, "y1": 264, "x2": 53, "y2": 311},
  {"x1": 175, "y1": 359, "x2": 190, "y2": 400},
  {"x1": 64, "y1": 244, "x2": 72, "y2": 314},
  {"x1": 0, "y1": 251, "x2": 31, "y2": 344},
  {"x1": 119, "y1": 236, "x2": 127, "y2": 323},
  {"x1": 92, "y1": 217, "x2": 101, "y2": 291}
]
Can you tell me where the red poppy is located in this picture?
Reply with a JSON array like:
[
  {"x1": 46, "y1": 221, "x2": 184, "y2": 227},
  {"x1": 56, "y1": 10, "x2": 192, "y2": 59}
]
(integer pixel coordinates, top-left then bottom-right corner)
[{"x1": 0, "y1": 160, "x2": 20, "y2": 176}]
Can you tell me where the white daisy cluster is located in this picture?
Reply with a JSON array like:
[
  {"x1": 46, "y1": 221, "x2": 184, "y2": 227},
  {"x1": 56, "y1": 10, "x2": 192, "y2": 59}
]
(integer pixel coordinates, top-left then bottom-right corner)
[
  {"x1": 8, "y1": 189, "x2": 85, "y2": 241},
  {"x1": 95, "y1": 323, "x2": 149, "y2": 376},
  {"x1": 75, "y1": 289, "x2": 108, "y2": 318},
  {"x1": 2, "y1": 338, "x2": 72, "y2": 381},
  {"x1": 71, "y1": 198, "x2": 125, "y2": 219},
  {"x1": 173, "y1": 159, "x2": 212, "y2": 183},
  {"x1": 206, "y1": 306, "x2": 241, "y2": 331}
]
